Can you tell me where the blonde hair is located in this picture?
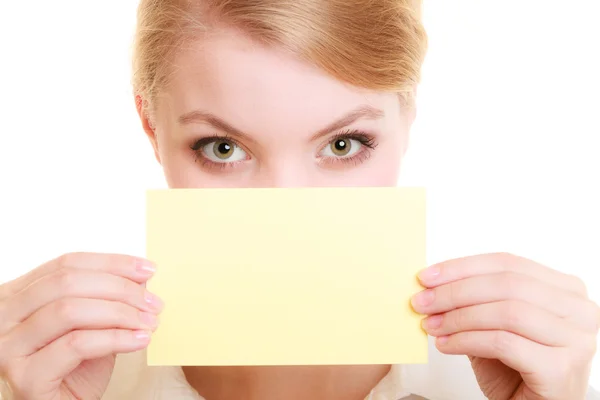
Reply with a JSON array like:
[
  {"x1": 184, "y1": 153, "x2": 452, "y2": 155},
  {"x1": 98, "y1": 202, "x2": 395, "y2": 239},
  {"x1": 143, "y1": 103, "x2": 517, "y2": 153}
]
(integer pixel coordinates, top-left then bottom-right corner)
[{"x1": 132, "y1": 0, "x2": 427, "y2": 115}]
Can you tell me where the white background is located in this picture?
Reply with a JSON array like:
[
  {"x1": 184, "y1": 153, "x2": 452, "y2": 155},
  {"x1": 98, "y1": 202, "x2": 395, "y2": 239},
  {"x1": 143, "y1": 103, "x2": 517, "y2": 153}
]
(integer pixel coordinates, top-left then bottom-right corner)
[{"x1": 0, "y1": 0, "x2": 598, "y2": 391}]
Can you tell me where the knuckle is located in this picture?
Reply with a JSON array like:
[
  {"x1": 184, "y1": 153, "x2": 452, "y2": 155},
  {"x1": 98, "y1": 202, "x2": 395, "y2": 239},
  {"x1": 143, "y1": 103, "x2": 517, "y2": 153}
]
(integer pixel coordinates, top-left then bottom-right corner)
[
  {"x1": 113, "y1": 253, "x2": 136, "y2": 268},
  {"x1": 108, "y1": 329, "x2": 123, "y2": 347},
  {"x1": 116, "y1": 304, "x2": 136, "y2": 326},
  {"x1": 453, "y1": 309, "x2": 470, "y2": 332},
  {"x1": 103, "y1": 253, "x2": 137, "y2": 275},
  {"x1": 56, "y1": 252, "x2": 80, "y2": 268},
  {"x1": 498, "y1": 271, "x2": 526, "y2": 298},
  {"x1": 491, "y1": 331, "x2": 514, "y2": 354},
  {"x1": 446, "y1": 282, "x2": 463, "y2": 307},
  {"x1": 502, "y1": 300, "x2": 526, "y2": 330},
  {"x1": 65, "y1": 331, "x2": 87, "y2": 358},
  {"x1": 54, "y1": 267, "x2": 79, "y2": 294},
  {"x1": 495, "y1": 252, "x2": 517, "y2": 268},
  {"x1": 119, "y1": 277, "x2": 131, "y2": 297},
  {"x1": 116, "y1": 277, "x2": 137, "y2": 306},
  {"x1": 53, "y1": 299, "x2": 80, "y2": 325}
]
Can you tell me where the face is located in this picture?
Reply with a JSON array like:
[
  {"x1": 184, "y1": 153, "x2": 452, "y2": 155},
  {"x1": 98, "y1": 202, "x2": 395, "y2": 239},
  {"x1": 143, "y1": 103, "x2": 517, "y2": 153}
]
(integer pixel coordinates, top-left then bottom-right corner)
[{"x1": 137, "y1": 28, "x2": 415, "y2": 188}]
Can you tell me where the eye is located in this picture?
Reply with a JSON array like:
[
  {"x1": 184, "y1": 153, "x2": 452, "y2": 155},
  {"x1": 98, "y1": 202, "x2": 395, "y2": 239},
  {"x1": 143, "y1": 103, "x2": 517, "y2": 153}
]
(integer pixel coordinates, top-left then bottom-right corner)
[
  {"x1": 201, "y1": 139, "x2": 248, "y2": 163},
  {"x1": 320, "y1": 137, "x2": 362, "y2": 158}
]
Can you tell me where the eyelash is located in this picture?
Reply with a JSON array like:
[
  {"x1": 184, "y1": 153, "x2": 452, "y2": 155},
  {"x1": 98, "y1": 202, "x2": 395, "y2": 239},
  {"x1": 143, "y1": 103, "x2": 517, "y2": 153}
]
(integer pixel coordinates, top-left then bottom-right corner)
[
  {"x1": 190, "y1": 134, "x2": 244, "y2": 171},
  {"x1": 318, "y1": 130, "x2": 378, "y2": 167},
  {"x1": 190, "y1": 130, "x2": 378, "y2": 171}
]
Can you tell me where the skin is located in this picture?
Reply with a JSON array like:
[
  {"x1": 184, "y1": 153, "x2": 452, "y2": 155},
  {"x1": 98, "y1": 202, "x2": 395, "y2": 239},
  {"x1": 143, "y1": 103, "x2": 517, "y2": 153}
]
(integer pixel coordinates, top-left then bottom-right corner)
[
  {"x1": 145, "y1": 30, "x2": 411, "y2": 188},
  {"x1": 0, "y1": 28, "x2": 598, "y2": 400}
]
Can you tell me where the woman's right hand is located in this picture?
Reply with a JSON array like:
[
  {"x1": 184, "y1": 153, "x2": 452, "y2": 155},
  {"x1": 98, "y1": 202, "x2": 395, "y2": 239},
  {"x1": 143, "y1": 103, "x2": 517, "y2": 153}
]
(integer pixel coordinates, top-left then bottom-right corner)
[{"x1": 0, "y1": 252, "x2": 163, "y2": 400}]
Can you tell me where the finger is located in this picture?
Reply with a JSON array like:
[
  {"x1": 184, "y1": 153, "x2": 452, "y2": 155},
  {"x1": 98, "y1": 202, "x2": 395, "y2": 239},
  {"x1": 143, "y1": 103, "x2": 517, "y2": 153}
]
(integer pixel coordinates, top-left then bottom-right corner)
[
  {"x1": 435, "y1": 330, "x2": 556, "y2": 375},
  {"x1": 4, "y1": 298, "x2": 159, "y2": 358},
  {"x1": 418, "y1": 252, "x2": 587, "y2": 297},
  {"x1": 411, "y1": 271, "x2": 598, "y2": 333},
  {"x1": 1, "y1": 269, "x2": 163, "y2": 332},
  {"x1": 3, "y1": 252, "x2": 156, "y2": 297},
  {"x1": 421, "y1": 300, "x2": 583, "y2": 347},
  {"x1": 26, "y1": 329, "x2": 151, "y2": 385}
]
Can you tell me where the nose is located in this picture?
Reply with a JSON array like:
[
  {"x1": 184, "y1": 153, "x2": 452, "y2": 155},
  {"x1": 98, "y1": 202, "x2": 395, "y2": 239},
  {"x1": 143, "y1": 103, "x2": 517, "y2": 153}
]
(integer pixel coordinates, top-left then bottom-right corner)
[{"x1": 255, "y1": 161, "x2": 311, "y2": 188}]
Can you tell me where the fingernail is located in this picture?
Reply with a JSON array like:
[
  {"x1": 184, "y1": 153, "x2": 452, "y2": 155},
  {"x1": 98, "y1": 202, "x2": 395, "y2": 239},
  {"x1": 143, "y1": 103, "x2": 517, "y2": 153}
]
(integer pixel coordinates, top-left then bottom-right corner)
[
  {"x1": 134, "y1": 330, "x2": 151, "y2": 341},
  {"x1": 136, "y1": 259, "x2": 156, "y2": 274},
  {"x1": 140, "y1": 312, "x2": 159, "y2": 330},
  {"x1": 418, "y1": 266, "x2": 440, "y2": 282},
  {"x1": 144, "y1": 291, "x2": 164, "y2": 312},
  {"x1": 437, "y1": 336, "x2": 449, "y2": 345},
  {"x1": 412, "y1": 289, "x2": 435, "y2": 309},
  {"x1": 422, "y1": 314, "x2": 443, "y2": 330}
]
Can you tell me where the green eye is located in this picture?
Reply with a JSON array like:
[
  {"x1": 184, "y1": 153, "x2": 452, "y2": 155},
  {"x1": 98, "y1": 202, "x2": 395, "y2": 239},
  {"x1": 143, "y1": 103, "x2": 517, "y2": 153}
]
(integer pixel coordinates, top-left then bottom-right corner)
[
  {"x1": 213, "y1": 140, "x2": 234, "y2": 159},
  {"x1": 197, "y1": 138, "x2": 248, "y2": 164}
]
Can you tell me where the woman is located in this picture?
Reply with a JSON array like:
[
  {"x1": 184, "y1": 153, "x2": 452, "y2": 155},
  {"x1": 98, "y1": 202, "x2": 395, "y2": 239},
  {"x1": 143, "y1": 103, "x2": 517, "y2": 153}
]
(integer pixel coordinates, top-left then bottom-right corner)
[{"x1": 0, "y1": 0, "x2": 598, "y2": 399}]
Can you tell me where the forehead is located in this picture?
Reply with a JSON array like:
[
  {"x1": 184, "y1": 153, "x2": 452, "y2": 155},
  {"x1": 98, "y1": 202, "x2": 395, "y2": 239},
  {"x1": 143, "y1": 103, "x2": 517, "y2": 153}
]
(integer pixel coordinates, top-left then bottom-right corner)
[{"x1": 157, "y1": 28, "x2": 399, "y2": 137}]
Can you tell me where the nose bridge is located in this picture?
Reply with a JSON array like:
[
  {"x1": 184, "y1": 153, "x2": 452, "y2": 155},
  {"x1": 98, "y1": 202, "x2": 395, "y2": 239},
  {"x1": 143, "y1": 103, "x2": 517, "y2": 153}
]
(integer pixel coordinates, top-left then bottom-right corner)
[{"x1": 257, "y1": 158, "x2": 310, "y2": 188}]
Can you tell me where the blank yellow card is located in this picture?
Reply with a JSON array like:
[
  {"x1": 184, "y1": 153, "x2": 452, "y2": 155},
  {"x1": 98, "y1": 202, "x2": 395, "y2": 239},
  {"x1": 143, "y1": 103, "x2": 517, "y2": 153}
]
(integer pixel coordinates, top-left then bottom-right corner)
[{"x1": 146, "y1": 187, "x2": 427, "y2": 366}]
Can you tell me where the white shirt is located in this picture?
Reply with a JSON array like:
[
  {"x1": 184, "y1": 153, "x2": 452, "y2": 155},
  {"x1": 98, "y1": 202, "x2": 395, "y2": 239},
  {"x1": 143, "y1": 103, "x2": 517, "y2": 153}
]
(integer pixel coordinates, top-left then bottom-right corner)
[{"x1": 103, "y1": 336, "x2": 600, "y2": 399}]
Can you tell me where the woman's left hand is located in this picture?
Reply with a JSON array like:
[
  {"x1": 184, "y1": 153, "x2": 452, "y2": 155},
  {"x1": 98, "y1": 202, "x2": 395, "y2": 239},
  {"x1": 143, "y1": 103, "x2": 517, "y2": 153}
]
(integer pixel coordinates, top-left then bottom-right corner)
[{"x1": 412, "y1": 252, "x2": 600, "y2": 400}]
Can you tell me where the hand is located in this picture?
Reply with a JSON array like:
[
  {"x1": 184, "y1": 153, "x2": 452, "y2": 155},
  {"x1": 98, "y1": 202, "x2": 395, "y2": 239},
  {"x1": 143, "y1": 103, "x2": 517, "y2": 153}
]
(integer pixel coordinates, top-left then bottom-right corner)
[
  {"x1": 0, "y1": 253, "x2": 164, "y2": 400},
  {"x1": 411, "y1": 252, "x2": 600, "y2": 400}
]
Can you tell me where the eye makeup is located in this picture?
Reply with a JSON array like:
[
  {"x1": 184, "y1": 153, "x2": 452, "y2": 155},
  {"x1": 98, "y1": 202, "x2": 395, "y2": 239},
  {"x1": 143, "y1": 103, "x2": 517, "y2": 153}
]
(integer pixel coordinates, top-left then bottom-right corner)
[
  {"x1": 190, "y1": 134, "x2": 249, "y2": 171},
  {"x1": 316, "y1": 130, "x2": 378, "y2": 169},
  {"x1": 189, "y1": 129, "x2": 379, "y2": 173}
]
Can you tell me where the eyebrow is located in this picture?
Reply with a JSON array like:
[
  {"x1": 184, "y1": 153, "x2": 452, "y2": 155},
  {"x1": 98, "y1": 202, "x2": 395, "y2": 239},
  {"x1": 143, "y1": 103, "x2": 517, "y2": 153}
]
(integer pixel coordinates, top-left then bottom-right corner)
[
  {"x1": 177, "y1": 105, "x2": 384, "y2": 143},
  {"x1": 310, "y1": 105, "x2": 384, "y2": 141},
  {"x1": 178, "y1": 110, "x2": 258, "y2": 144}
]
